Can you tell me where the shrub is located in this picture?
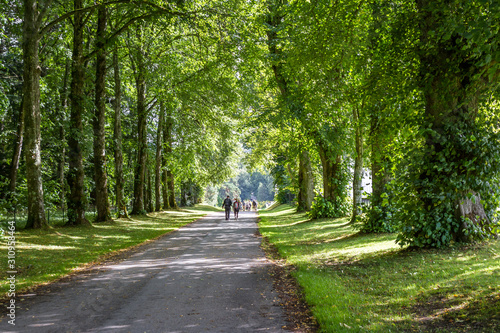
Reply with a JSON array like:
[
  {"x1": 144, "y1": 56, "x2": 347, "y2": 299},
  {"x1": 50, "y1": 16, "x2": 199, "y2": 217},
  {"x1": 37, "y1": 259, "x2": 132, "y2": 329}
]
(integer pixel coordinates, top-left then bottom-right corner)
[{"x1": 307, "y1": 194, "x2": 350, "y2": 219}]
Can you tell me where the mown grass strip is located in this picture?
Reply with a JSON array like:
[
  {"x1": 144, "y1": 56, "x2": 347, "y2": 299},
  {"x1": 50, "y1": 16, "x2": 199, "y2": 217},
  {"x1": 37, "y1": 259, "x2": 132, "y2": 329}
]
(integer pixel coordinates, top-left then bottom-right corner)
[
  {"x1": 259, "y1": 204, "x2": 500, "y2": 333},
  {"x1": 1, "y1": 205, "x2": 219, "y2": 296}
]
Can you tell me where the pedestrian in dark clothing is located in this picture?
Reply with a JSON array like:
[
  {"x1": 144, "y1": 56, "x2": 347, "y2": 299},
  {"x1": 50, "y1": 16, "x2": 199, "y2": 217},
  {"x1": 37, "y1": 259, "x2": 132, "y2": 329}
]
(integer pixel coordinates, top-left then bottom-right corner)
[{"x1": 222, "y1": 195, "x2": 232, "y2": 220}]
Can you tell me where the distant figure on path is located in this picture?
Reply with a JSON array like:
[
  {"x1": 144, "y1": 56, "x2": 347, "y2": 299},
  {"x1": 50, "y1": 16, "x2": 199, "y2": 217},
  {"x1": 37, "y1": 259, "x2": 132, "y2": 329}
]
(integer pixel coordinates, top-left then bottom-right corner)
[
  {"x1": 233, "y1": 198, "x2": 241, "y2": 220},
  {"x1": 222, "y1": 195, "x2": 232, "y2": 220},
  {"x1": 252, "y1": 200, "x2": 257, "y2": 211}
]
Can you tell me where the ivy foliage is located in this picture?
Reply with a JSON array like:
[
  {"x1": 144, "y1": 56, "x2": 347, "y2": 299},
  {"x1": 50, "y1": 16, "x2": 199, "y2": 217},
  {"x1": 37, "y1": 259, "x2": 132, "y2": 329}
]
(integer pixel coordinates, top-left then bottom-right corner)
[
  {"x1": 308, "y1": 193, "x2": 351, "y2": 220},
  {"x1": 395, "y1": 111, "x2": 500, "y2": 247},
  {"x1": 355, "y1": 191, "x2": 397, "y2": 234}
]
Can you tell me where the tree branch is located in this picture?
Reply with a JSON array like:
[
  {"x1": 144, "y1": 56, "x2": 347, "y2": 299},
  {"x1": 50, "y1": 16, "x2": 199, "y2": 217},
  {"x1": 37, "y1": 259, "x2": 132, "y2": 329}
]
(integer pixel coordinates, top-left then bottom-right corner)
[
  {"x1": 37, "y1": 0, "x2": 55, "y2": 27},
  {"x1": 39, "y1": 0, "x2": 133, "y2": 37},
  {"x1": 84, "y1": 12, "x2": 157, "y2": 62},
  {"x1": 39, "y1": 0, "x2": 206, "y2": 38}
]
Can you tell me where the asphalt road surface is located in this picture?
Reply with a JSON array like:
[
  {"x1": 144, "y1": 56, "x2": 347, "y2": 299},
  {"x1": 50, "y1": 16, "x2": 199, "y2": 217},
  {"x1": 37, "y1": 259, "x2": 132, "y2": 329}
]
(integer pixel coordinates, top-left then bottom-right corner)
[{"x1": 1, "y1": 211, "x2": 288, "y2": 333}]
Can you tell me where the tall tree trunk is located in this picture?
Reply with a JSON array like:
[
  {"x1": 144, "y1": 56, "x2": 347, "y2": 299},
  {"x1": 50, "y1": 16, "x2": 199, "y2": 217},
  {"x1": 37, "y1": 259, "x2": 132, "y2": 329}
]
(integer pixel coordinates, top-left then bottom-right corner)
[
  {"x1": 112, "y1": 46, "x2": 127, "y2": 218},
  {"x1": 164, "y1": 113, "x2": 177, "y2": 209},
  {"x1": 414, "y1": 0, "x2": 496, "y2": 242},
  {"x1": 180, "y1": 181, "x2": 188, "y2": 207},
  {"x1": 8, "y1": 97, "x2": 24, "y2": 196},
  {"x1": 266, "y1": 4, "x2": 314, "y2": 210},
  {"x1": 317, "y1": 142, "x2": 343, "y2": 203},
  {"x1": 67, "y1": 0, "x2": 90, "y2": 226},
  {"x1": 297, "y1": 150, "x2": 314, "y2": 211},
  {"x1": 93, "y1": 4, "x2": 111, "y2": 222},
  {"x1": 146, "y1": 163, "x2": 153, "y2": 213},
  {"x1": 57, "y1": 59, "x2": 70, "y2": 209},
  {"x1": 131, "y1": 54, "x2": 147, "y2": 215},
  {"x1": 162, "y1": 165, "x2": 170, "y2": 210},
  {"x1": 22, "y1": 0, "x2": 48, "y2": 229},
  {"x1": 155, "y1": 102, "x2": 164, "y2": 211},
  {"x1": 350, "y1": 107, "x2": 364, "y2": 224},
  {"x1": 161, "y1": 107, "x2": 170, "y2": 210},
  {"x1": 167, "y1": 170, "x2": 177, "y2": 209}
]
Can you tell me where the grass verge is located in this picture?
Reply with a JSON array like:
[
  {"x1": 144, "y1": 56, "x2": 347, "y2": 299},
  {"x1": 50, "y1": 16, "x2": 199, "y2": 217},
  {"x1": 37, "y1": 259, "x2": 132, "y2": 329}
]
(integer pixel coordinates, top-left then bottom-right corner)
[
  {"x1": 258, "y1": 204, "x2": 500, "y2": 333},
  {"x1": 1, "y1": 205, "x2": 218, "y2": 297}
]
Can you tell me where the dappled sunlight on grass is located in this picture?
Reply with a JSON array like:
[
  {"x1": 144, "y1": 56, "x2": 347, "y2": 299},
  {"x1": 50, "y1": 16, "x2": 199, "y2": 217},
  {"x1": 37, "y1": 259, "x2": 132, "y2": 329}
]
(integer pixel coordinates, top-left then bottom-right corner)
[
  {"x1": 16, "y1": 244, "x2": 78, "y2": 250},
  {"x1": 264, "y1": 207, "x2": 297, "y2": 217},
  {"x1": 264, "y1": 218, "x2": 312, "y2": 228},
  {"x1": 0, "y1": 207, "x2": 212, "y2": 296},
  {"x1": 259, "y1": 204, "x2": 500, "y2": 333}
]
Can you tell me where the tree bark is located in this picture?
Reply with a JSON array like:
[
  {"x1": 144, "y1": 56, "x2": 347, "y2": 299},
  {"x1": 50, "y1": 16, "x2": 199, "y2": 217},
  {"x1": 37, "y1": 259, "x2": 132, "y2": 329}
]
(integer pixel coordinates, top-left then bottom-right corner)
[
  {"x1": 164, "y1": 115, "x2": 177, "y2": 209},
  {"x1": 57, "y1": 59, "x2": 70, "y2": 209},
  {"x1": 415, "y1": 0, "x2": 496, "y2": 241},
  {"x1": 180, "y1": 181, "x2": 191, "y2": 207},
  {"x1": 130, "y1": 40, "x2": 147, "y2": 215},
  {"x1": 146, "y1": 163, "x2": 153, "y2": 213},
  {"x1": 455, "y1": 193, "x2": 492, "y2": 241},
  {"x1": 155, "y1": 102, "x2": 164, "y2": 211},
  {"x1": 144, "y1": 159, "x2": 153, "y2": 213},
  {"x1": 112, "y1": 46, "x2": 127, "y2": 218},
  {"x1": 350, "y1": 107, "x2": 364, "y2": 224},
  {"x1": 266, "y1": 4, "x2": 314, "y2": 211},
  {"x1": 67, "y1": 0, "x2": 90, "y2": 226},
  {"x1": 297, "y1": 150, "x2": 314, "y2": 211},
  {"x1": 317, "y1": 142, "x2": 343, "y2": 203},
  {"x1": 167, "y1": 170, "x2": 177, "y2": 209},
  {"x1": 164, "y1": 112, "x2": 177, "y2": 209},
  {"x1": 93, "y1": 4, "x2": 111, "y2": 222},
  {"x1": 162, "y1": 165, "x2": 170, "y2": 209},
  {"x1": 22, "y1": 0, "x2": 48, "y2": 229},
  {"x1": 161, "y1": 108, "x2": 170, "y2": 209}
]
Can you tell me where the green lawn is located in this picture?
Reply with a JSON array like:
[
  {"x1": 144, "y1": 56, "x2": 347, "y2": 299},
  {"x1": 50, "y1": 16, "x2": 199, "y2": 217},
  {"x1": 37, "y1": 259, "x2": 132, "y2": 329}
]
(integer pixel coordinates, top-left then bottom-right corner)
[
  {"x1": 258, "y1": 204, "x2": 500, "y2": 333},
  {"x1": 0, "y1": 205, "x2": 219, "y2": 296}
]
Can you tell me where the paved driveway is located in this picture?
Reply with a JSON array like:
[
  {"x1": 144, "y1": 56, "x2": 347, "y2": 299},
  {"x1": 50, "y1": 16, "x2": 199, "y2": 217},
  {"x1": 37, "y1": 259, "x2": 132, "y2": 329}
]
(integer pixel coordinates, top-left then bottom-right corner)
[{"x1": 1, "y1": 211, "x2": 287, "y2": 333}]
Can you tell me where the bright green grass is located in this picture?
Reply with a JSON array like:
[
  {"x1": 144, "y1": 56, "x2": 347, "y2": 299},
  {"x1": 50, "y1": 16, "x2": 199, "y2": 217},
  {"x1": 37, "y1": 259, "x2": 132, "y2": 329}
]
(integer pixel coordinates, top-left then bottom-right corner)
[
  {"x1": 259, "y1": 204, "x2": 500, "y2": 333},
  {"x1": 0, "y1": 205, "x2": 217, "y2": 296}
]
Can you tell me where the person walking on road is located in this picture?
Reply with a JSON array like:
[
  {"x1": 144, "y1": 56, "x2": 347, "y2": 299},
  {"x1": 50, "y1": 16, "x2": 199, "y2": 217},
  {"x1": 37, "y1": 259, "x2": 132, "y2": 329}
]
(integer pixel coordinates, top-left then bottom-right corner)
[
  {"x1": 222, "y1": 195, "x2": 232, "y2": 220},
  {"x1": 233, "y1": 198, "x2": 241, "y2": 220}
]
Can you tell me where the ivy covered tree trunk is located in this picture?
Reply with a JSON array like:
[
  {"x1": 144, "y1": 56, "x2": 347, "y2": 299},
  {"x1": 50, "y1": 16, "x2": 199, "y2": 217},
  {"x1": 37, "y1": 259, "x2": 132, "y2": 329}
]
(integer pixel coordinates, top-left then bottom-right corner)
[
  {"x1": 297, "y1": 150, "x2": 313, "y2": 211},
  {"x1": 350, "y1": 108, "x2": 364, "y2": 224},
  {"x1": 92, "y1": 4, "x2": 111, "y2": 222},
  {"x1": 67, "y1": 0, "x2": 90, "y2": 226},
  {"x1": 113, "y1": 46, "x2": 127, "y2": 218},
  {"x1": 131, "y1": 47, "x2": 147, "y2": 215},
  {"x1": 397, "y1": 0, "x2": 500, "y2": 246},
  {"x1": 416, "y1": 0, "x2": 489, "y2": 240},
  {"x1": 22, "y1": 0, "x2": 48, "y2": 229},
  {"x1": 155, "y1": 103, "x2": 164, "y2": 212}
]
